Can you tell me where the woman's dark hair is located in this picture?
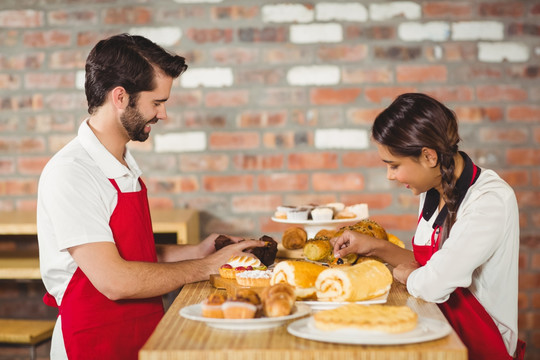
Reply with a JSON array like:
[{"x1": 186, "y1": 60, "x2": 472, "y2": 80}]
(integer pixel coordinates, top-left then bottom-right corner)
[
  {"x1": 372, "y1": 93, "x2": 461, "y2": 238},
  {"x1": 85, "y1": 33, "x2": 188, "y2": 114}
]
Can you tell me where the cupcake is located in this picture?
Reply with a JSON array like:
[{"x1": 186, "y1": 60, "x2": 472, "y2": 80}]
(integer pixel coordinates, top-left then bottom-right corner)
[
  {"x1": 274, "y1": 205, "x2": 297, "y2": 219},
  {"x1": 201, "y1": 293, "x2": 226, "y2": 318},
  {"x1": 325, "y1": 202, "x2": 345, "y2": 216},
  {"x1": 345, "y1": 203, "x2": 369, "y2": 219},
  {"x1": 222, "y1": 289, "x2": 262, "y2": 319},
  {"x1": 287, "y1": 207, "x2": 310, "y2": 221},
  {"x1": 310, "y1": 207, "x2": 334, "y2": 221}
]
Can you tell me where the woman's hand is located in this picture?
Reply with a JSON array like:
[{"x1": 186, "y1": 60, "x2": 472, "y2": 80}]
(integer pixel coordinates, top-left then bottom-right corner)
[
  {"x1": 393, "y1": 261, "x2": 420, "y2": 285},
  {"x1": 331, "y1": 230, "x2": 380, "y2": 258}
]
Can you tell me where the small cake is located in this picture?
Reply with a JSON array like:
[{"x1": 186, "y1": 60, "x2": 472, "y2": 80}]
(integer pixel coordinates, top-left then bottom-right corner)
[
  {"x1": 325, "y1": 202, "x2": 345, "y2": 215},
  {"x1": 310, "y1": 207, "x2": 334, "y2": 221},
  {"x1": 201, "y1": 293, "x2": 226, "y2": 318},
  {"x1": 219, "y1": 255, "x2": 262, "y2": 279},
  {"x1": 344, "y1": 203, "x2": 369, "y2": 219},
  {"x1": 236, "y1": 269, "x2": 273, "y2": 287},
  {"x1": 282, "y1": 227, "x2": 307, "y2": 250},
  {"x1": 274, "y1": 205, "x2": 296, "y2": 219},
  {"x1": 336, "y1": 210, "x2": 356, "y2": 219},
  {"x1": 222, "y1": 289, "x2": 262, "y2": 319},
  {"x1": 287, "y1": 207, "x2": 310, "y2": 221}
]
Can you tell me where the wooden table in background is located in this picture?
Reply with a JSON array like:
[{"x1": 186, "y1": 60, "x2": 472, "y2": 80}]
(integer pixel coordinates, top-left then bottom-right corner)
[{"x1": 140, "y1": 280, "x2": 467, "y2": 360}]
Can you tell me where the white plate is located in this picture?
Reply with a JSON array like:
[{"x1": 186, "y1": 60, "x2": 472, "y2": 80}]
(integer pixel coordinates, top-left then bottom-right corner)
[
  {"x1": 300, "y1": 291, "x2": 388, "y2": 311},
  {"x1": 287, "y1": 316, "x2": 452, "y2": 345},
  {"x1": 180, "y1": 303, "x2": 311, "y2": 330},
  {"x1": 271, "y1": 217, "x2": 363, "y2": 226}
]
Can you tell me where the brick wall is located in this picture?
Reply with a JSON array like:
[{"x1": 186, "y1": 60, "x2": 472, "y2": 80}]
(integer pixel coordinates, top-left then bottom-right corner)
[{"x1": 0, "y1": 0, "x2": 538, "y2": 357}]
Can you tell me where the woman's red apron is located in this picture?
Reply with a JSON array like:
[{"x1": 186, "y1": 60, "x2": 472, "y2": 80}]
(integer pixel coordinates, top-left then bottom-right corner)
[
  {"x1": 412, "y1": 164, "x2": 525, "y2": 360},
  {"x1": 44, "y1": 178, "x2": 164, "y2": 359}
]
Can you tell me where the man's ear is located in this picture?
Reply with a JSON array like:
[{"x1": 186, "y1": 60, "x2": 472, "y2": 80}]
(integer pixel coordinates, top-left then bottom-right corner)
[
  {"x1": 421, "y1": 147, "x2": 438, "y2": 167},
  {"x1": 110, "y1": 86, "x2": 129, "y2": 110}
]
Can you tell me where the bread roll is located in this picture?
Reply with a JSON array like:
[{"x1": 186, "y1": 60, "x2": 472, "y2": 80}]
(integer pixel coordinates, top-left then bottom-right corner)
[
  {"x1": 315, "y1": 259, "x2": 392, "y2": 302},
  {"x1": 282, "y1": 227, "x2": 307, "y2": 250},
  {"x1": 271, "y1": 260, "x2": 326, "y2": 300},
  {"x1": 303, "y1": 239, "x2": 333, "y2": 262}
]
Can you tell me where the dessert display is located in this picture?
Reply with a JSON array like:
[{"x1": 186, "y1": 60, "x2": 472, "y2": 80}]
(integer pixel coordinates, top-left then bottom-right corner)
[
  {"x1": 271, "y1": 260, "x2": 327, "y2": 300},
  {"x1": 315, "y1": 259, "x2": 393, "y2": 302},
  {"x1": 313, "y1": 304, "x2": 418, "y2": 333},
  {"x1": 215, "y1": 234, "x2": 278, "y2": 267},
  {"x1": 219, "y1": 255, "x2": 262, "y2": 279},
  {"x1": 272, "y1": 202, "x2": 368, "y2": 221},
  {"x1": 235, "y1": 269, "x2": 272, "y2": 287},
  {"x1": 201, "y1": 293, "x2": 226, "y2": 318},
  {"x1": 281, "y1": 227, "x2": 307, "y2": 250},
  {"x1": 260, "y1": 283, "x2": 296, "y2": 317}
]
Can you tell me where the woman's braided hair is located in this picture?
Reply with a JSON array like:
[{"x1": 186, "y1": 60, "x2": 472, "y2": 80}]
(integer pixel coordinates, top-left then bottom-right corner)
[{"x1": 371, "y1": 93, "x2": 461, "y2": 238}]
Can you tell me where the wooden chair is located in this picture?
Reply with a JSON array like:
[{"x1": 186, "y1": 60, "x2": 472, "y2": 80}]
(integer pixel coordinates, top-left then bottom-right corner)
[{"x1": 0, "y1": 319, "x2": 55, "y2": 360}]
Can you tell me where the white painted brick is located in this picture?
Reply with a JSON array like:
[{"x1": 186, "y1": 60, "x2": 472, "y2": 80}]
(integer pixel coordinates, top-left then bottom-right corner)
[
  {"x1": 75, "y1": 70, "x2": 85, "y2": 90},
  {"x1": 478, "y1": 42, "x2": 530, "y2": 63},
  {"x1": 180, "y1": 67, "x2": 233, "y2": 88},
  {"x1": 315, "y1": 129, "x2": 368, "y2": 150},
  {"x1": 287, "y1": 65, "x2": 340, "y2": 86},
  {"x1": 434, "y1": 45, "x2": 443, "y2": 60},
  {"x1": 316, "y1": 3, "x2": 368, "y2": 22},
  {"x1": 128, "y1": 27, "x2": 182, "y2": 47},
  {"x1": 398, "y1": 22, "x2": 450, "y2": 42},
  {"x1": 290, "y1": 23, "x2": 343, "y2": 44},
  {"x1": 155, "y1": 132, "x2": 206, "y2": 153},
  {"x1": 452, "y1": 21, "x2": 504, "y2": 41},
  {"x1": 370, "y1": 2, "x2": 421, "y2": 21},
  {"x1": 262, "y1": 4, "x2": 314, "y2": 23}
]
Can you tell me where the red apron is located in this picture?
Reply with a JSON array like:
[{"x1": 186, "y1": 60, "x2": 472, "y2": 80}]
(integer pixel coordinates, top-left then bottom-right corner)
[
  {"x1": 412, "y1": 165, "x2": 525, "y2": 360},
  {"x1": 44, "y1": 178, "x2": 164, "y2": 359}
]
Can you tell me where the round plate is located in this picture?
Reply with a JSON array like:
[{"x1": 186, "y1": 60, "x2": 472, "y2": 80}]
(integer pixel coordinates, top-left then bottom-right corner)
[
  {"x1": 271, "y1": 217, "x2": 363, "y2": 226},
  {"x1": 300, "y1": 291, "x2": 388, "y2": 311},
  {"x1": 287, "y1": 316, "x2": 452, "y2": 345},
  {"x1": 180, "y1": 303, "x2": 311, "y2": 330}
]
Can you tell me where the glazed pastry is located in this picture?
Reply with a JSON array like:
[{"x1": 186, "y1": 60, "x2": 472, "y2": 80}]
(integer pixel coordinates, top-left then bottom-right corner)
[
  {"x1": 303, "y1": 238, "x2": 333, "y2": 262},
  {"x1": 201, "y1": 293, "x2": 226, "y2": 318},
  {"x1": 315, "y1": 259, "x2": 392, "y2": 302},
  {"x1": 387, "y1": 233, "x2": 405, "y2": 248},
  {"x1": 282, "y1": 227, "x2": 307, "y2": 250},
  {"x1": 271, "y1": 260, "x2": 326, "y2": 300},
  {"x1": 260, "y1": 283, "x2": 296, "y2": 317},
  {"x1": 314, "y1": 304, "x2": 418, "y2": 333}
]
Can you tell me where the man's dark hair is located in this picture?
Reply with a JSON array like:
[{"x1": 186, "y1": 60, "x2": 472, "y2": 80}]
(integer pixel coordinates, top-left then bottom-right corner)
[{"x1": 85, "y1": 33, "x2": 188, "y2": 114}]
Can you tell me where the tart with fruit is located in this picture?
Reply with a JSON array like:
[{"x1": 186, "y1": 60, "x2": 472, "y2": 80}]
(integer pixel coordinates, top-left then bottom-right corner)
[{"x1": 219, "y1": 255, "x2": 262, "y2": 279}]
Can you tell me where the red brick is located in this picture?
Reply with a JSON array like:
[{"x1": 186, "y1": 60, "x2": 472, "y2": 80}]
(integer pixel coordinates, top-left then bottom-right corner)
[
  {"x1": 205, "y1": 90, "x2": 249, "y2": 107},
  {"x1": 312, "y1": 173, "x2": 364, "y2": 191},
  {"x1": 238, "y1": 27, "x2": 287, "y2": 42},
  {"x1": 146, "y1": 176, "x2": 200, "y2": 193},
  {"x1": 310, "y1": 88, "x2": 362, "y2": 105},
  {"x1": 260, "y1": 216, "x2": 289, "y2": 234},
  {"x1": 0, "y1": 74, "x2": 20, "y2": 89},
  {"x1": 0, "y1": 52, "x2": 45, "y2": 71},
  {"x1": 168, "y1": 91, "x2": 203, "y2": 107},
  {"x1": 498, "y1": 169, "x2": 530, "y2": 187},
  {"x1": 345, "y1": 25, "x2": 395, "y2": 40},
  {"x1": 23, "y1": 30, "x2": 71, "y2": 48},
  {"x1": 103, "y1": 7, "x2": 152, "y2": 25},
  {"x1": 155, "y1": 7, "x2": 206, "y2": 21},
  {"x1": 263, "y1": 48, "x2": 313, "y2": 64},
  {"x1": 43, "y1": 93, "x2": 82, "y2": 111},
  {"x1": 0, "y1": 94, "x2": 43, "y2": 111},
  {"x1": 236, "y1": 68, "x2": 284, "y2": 85},
  {"x1": 49, "y1": 50, "x2": 86, "y2": 69},
  {"x1": 260, "y1": 88, "x2": 306, "y2": 106},
  {"x1": 231, "y1": 194, "x2": 282, "y2": 213},
  {"x1": 238, "y1": 110, "x2": 287, "y2": 128},
  {"x1": 342, "y1": 67, "x2": 392, "y2": 84},
  {"x1": 533, "y1": 3, "x2": 540, "y2": 15},
  {"x1": 0, "y1": 30, "x2": 18, "y2": 47},
  {"x1": 17, "y1": 156, "x2": 49, "y2": 175},
  {"x1": 186, "y1": 28, "x2": 234, "y2": 44},
  {"x1": 263, "y1": 132, "x2": 312, "y2": 148},
  {"x1": 203, "y1": 175, "x2": 254, "y2": 192},
  {"x1": 517, "y1": 291, "x2": 529, "y2": 310},
  {"x1": 456, "y1": 64, "x2": 503, "y2": 80},
  {"x1": 211, "y1": 6, "x2": 258, "y2": 20},
  {"x1": 396, "y1": 65, "x2": 447, "y2": 83},
  {"x1": 440, "y1": 43, "x2": 477, "y2": 62},
  {"x1": 370, "y1": 214, "x2": 418, "y2": 232},
  {"x1": 374, "y1": 46, "x2": 422, "y2": 61},
  {"x1": 397, "y1": 194, "x2": 421, "y2": 210},
  {"x1": 4, "y1": 179, "x2": 38, "y2": 195},
  {"x1": 209, "y1": 132, "x2": 259, "y2": 149},
  {"x1": 203, "y1": 216, "x2": 256, "y2": 236},
  {"x1": 342, "y1": 151, "x2": 385, "y2": 168},
  {"x1": 519, "y1": 271, "x2": 540, "y2": 291},
  {"x1": 148, "y1": 197, "x2": 174, "y2": 210},
  {"x1": 454, "y1": 106, "x2": 504, "y2": 123},
  {"x1": 533, "y1": 170, "x2": 540, "y2": 187},
  {"x1": 535, "y1": 128, "x2": 540, "y2": 144},
  {"x1": 516, "y1": 191, "x2": 540, "y2": 207},
  {"x1": 76, "y1": 30, "x2": 118, "y2": 47},
  {"x1": 423, "y1": 2, "x2": 473, "y2": 17},
  {"x1": 507, "y1": 65, "x2": 540, "y2": 79},
  {"x1": 24, "y1": 73, "x2": 74, "y2": 89},
  {"x1": 211, "y1": 47, "x2": 259, "y2": 64},
  {"x1": 479, "y1": 3, "x2": 525, "y2": 17},
  {"x1": 257, "y1": 173, "x2": 309, "y2": 192},
  {"x1": 507, "y1": 106, "x2": 540, "y2": 122},
  {"x1": 348, "y1": 108, "x2": 384, "y2": 125},
  {"x1": 340, "y1": 193, "x2": 393, "y2": 210},
  {"x1": 182, "y1": 111, "x2": 225, "y2": 128},
  {"x1": 179, "y1": 154, "x2": 229, "y2": 172},
  {"x1": 0, "y1": 137, "x2": 46, "y2": 153},
  {"x1": 0, "y1": 158, "x2": 15, "y2": 174},
  {"x1": 507, "y1": 149, "x2": 540, "y2": 166},
  {"x1": 288, "y1": 152, "x2": 338, "y2": 170},
  {"x1": 292, "y1": 108, "x2": 341, "y2": 126},
  {"x1": 48, "y1": 9, "x2": 97, "y2": 25},
  {"x1": 364, "y1": 86, "x2": 417, "y2": 104},
  {"x1": 532, "y1": 212, "x2": 540, "y2": 230},
  {"x1": 317, "y1": 45, "x2": 368, "y2": 62},
  {"x1": 479, "y1": 128, "x2": 529, "y2": 144},
  {"x1": 233, "y1": 154, "x2": 284, "y2": 170},
  {"x1": 0, "y1": 10, "x2": 43, "y2": 27},
  {"x1": 476, "y1": 85, "x2": 528, "y2": 102},
  {"x1": 423, "y1": 86, "x2": 474, "y2": 102},
  {"x1": 283, "y1": 194, "x2": 338, "y2": 207}
]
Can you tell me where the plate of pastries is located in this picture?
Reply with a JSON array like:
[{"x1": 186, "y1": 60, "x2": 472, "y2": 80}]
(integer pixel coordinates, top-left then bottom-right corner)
[{"x1": 272, "y1": 202, "x2": 369, "y2": 223}]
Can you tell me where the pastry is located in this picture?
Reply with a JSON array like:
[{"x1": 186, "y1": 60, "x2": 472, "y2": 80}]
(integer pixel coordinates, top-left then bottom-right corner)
[
  {"x1": 387, "y1": 233, "x2": 405, "y2": 248},
  {"x1": 315, "y1": 259, "x2": 392, "y2": 302},
  {"x1": 260, "y1": 283, "x2": 296, "y2": 317},
  {"x1": 219, "y1": 255, "x2": 262, "y2": 279},
  {"x1": 214, "y1": 235, "x2": 278, "y2": 267},
  {"x1": 282, "y1": 227, "x2": 307, "y2": 250},
  {"x1": 313, "y1": 304, "x2": 418, "y2": 333},
  {"x1": 303, "y1": 238, "x2": 333, "y2": 262},
  {"x1": 330, "y1": 253, "x2": 360, "y2": 266},
  {"x1": 201, "y1": 293, "x2": 226, "y2": 318},
  {"x1": 271, "y1": 260, "x2": 326, "y2": 300},
  {"x1": 235, "y1": 269, "x2": 272, "y2": 287},
  {"x1": 310, "y1": 206, "x2": 334, "y2": 221},
  {"x1": 334, "y1": 219, "x2": 388, "y2": 240},
  {"x1": 214, "y1": 234, "x2": 235, "y2": 250},
  {"x1": 274, "y1": 205, "x2": 296, "y2": 219},
  {"x1": 335, "y1": 210, "x2": 356, "y2": 219},
  {"x1": 222, "y1": 289, "x2": 262, "y2": 319},
  {"x1": 314, "y1": 229, "x2": 335, "y2": 239}
]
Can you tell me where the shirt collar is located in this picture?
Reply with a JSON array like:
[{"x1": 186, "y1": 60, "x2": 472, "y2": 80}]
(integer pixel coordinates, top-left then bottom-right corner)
[
  {"x1": 78, "y1": 119, "x2": 142, "y2": 179},
  {"x1": 422, "y1": 151, "x2": 481, "y2": 228}
]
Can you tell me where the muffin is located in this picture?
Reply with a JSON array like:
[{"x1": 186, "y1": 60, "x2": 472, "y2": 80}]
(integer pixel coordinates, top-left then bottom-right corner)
[
  {"x1": 222, "y1": 289, "x2": 262, "y2": 319},
  {"x1": 287, "y1": 207, "x2": 310, "y2": 221},
  {"x1": 310, "y1": 207, "x2": 334, "y2": 221},
  {"x1": 201, "y1": 293, "x2": 226, "y2": 318}
]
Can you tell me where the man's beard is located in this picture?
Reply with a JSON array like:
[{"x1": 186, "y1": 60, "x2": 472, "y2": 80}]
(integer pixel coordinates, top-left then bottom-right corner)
[{"x1": 120, "y1": 104, "x2": 155, "y2": 142}]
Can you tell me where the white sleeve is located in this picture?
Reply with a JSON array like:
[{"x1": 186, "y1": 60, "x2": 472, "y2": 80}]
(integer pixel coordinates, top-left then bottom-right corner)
[
  {"x1": 406, "y1": 189, "x2": 507, "y2": 303},
  {"x1": 39, "y1": 159, "x2": 116, "y2": 251}
]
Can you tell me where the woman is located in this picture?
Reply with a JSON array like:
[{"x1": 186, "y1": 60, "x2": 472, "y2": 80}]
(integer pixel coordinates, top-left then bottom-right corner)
[{"x1": 332, "y1": 93, "x2": 525, "y2": 360}]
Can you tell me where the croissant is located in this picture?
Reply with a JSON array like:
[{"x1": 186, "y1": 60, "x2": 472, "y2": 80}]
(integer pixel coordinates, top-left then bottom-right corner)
[{"x1": 260, "y1": 283, "x2": 295, "y2": 317}]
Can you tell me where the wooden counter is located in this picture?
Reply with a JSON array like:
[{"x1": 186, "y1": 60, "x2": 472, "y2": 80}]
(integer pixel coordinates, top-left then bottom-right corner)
[{"x1": 140, "y1": 280, "x2": 467, "y2": 360}]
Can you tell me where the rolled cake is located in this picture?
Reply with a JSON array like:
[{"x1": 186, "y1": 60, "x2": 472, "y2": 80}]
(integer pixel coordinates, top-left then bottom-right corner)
[
  {"x1": 271, "y1": 260, "x2": 327, "y2": 300},
  {"x1": 315, "y1": 259, "x2": 392, "y2": 302}
]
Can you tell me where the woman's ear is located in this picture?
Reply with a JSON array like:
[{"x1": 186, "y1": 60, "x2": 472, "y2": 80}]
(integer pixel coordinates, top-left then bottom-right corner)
[
  {"x1": 110, "y1": 86, "x2": 129, "y2": 110},
  {"x1": 421, "y1": 147, "x2": 438, "y2": 167}
]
